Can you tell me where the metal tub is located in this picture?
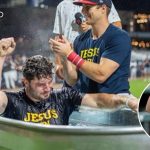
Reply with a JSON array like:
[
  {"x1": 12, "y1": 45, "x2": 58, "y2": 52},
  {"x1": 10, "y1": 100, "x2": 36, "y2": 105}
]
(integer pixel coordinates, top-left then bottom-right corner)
[{"x1": 0, "y1": 108, "x2": 149, "y2": 150}]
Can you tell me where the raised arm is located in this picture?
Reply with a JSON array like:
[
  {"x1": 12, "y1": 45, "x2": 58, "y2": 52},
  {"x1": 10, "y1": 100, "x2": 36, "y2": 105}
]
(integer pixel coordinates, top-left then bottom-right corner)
[
  {"x1": 109, "y1": 2, "x2": 122, "y2": 28},
  {"x1": 0, "y1": 37, "x2": 16, "y2": 114},
  {"x1": 49, "y1": 36, "x2": 121, "y2": 83},
  {"x1": 61, "y1": 57, "x2": 78, "y2": 86},
  {"x1": 49, "y1": 36, "x2": 78, "y2": 86},
  {"x1": 81, "y1": 93, "x2": 138, "y2": 112}
]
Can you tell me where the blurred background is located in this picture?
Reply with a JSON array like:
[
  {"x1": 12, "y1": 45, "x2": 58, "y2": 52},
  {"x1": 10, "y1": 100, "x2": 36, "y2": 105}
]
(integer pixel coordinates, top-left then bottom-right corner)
[{"x1": 0, "y1": 0, "x2": 150, "y2": 98}]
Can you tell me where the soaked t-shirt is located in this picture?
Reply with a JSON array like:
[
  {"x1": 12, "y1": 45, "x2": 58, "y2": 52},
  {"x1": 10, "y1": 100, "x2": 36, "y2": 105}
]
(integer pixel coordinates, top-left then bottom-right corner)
[{"x1": 3, "y1": 87, "x2": 83, "y2": 125}]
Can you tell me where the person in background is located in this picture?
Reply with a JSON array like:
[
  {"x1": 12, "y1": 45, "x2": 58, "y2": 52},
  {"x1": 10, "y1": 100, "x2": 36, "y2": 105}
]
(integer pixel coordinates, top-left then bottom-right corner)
[
  {"x1": 3, "y1": 55, "x2": 17, "y2": 89},
  {"x1": 53, "y1": 0, "x2": 122, "y2": 80},
  {"x1": 53, "y1": 0, "x2": 121, "y2": 43},
  {"x1": 50, "y1": 0, "x2": 133, "y2": 96}
]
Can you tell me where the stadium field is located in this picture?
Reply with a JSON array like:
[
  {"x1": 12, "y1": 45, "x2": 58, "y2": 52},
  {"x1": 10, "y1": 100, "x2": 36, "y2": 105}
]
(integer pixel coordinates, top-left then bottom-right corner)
[{"x1": 129, "y1": 78, "x2": 150, "y2": 98}]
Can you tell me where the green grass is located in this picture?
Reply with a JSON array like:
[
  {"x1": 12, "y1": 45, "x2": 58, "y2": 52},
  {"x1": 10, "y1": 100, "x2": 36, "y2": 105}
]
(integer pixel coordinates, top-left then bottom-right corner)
[{"x1": 129, "y1": 78, "x2": 150, "y2": 98}]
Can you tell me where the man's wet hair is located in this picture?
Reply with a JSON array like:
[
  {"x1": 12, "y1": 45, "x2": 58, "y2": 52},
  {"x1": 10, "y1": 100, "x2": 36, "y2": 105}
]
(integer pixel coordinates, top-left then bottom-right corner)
[{"x1": 22, "y1": 55, "x2": 54, "y2": 81}]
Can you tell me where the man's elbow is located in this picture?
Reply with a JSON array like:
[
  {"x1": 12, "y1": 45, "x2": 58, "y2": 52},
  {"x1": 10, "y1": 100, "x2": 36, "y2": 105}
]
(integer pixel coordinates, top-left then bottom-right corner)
[{"x1": 95, "y1": 75, "x2": 108, "y2": 83}]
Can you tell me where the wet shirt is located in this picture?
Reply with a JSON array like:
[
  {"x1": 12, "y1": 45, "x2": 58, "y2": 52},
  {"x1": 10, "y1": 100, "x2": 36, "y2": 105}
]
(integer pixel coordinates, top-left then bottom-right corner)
[
  {"x1": 2, "y1": 88, "x2": 83, "y2": 125},
  {"x1": 74, "y1": 24, "x2": 131, "y2": 93}
]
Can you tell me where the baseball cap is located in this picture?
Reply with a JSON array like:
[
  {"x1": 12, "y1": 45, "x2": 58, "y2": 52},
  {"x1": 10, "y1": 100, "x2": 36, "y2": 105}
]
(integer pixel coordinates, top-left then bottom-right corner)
[{"x1": 73, "y1": 0, "x2": 112, "y2": 8}]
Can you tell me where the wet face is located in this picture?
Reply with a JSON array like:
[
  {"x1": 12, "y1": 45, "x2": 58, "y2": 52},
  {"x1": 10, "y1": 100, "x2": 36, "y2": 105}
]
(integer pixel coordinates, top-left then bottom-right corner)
[
  {"x1": 24, "y1": 77, "x2": 53, "y2": 102},
  {"x1": 82, "y1": 4, "x2": 105, "y2": 25}
]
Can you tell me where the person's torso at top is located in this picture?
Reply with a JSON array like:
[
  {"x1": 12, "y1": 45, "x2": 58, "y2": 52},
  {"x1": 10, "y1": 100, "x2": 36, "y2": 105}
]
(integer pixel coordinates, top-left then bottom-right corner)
[{"x1": 73, "y1": 24, "x2": 131, "y2": 94}]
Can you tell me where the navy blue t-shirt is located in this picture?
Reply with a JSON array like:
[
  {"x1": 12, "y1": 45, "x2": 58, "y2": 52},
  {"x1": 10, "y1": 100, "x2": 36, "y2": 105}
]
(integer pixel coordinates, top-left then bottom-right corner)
[
  {"x1": 74, "y1": 24, "x2": 131, "y2": 94},
  {"x1": 2, "y1": 88, "x2": 83, "y2": 125}
]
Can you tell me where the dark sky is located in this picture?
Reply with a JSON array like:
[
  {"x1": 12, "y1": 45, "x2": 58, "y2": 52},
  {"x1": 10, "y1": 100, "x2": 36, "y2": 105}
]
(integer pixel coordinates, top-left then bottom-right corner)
[
  {"x1": 113, "y1": 0, "x2": 150, "y2": 12},
  {"x1": 0, "y1": 0, "x2": 150, "y2": 12},
  {"x1": 43, "y1": 0, "x2": 150, "y2": 12}
]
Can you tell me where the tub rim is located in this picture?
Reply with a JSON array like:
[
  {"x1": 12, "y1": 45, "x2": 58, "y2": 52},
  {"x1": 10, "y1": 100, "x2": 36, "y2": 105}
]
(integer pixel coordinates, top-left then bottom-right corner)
[{"x1": 0, "y1": 117, "x2": 144, "y2": 135}]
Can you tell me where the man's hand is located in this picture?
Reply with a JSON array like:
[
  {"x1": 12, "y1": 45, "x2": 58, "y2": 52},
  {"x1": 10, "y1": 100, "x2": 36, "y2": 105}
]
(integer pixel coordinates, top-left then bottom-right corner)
[
  {"x1": 80, "y1": 21, "x2": 91, "y2": 32},
  {"x1": 125, "y1": 96, "x2": 139, "y2": 112},
  {"x1": 49, "y1": 36, "x2": 73, "y2": 57},
  {"x1": 0, "y1": 37, "x2": 16, "y2": 57}
]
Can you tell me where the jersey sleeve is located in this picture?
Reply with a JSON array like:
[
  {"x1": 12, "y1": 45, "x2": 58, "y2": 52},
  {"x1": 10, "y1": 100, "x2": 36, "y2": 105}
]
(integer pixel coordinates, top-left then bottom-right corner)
[
  {"x1": 62, "y1": 87, "x2": 84, "y2": 106},
  {"x1": 108, "y1": 2, "x2": 121, "y2": 23},
  {"x1": 53, "y1": 4, "x2": 62, "y2": 34},
  {"x1": 102, "y1": 33, "x2": 131, "y2": 65},
  {"x1": 1, "y1": 92, "x2": 16, "y2": 118}
]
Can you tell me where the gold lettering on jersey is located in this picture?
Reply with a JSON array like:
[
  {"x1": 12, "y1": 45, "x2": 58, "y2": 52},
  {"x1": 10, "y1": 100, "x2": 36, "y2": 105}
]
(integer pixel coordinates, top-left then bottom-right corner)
[
  {"x1": 24, "y1": 109, "x2": 58, "y2": 125},
  {"x1": 80, "y1": 48, "x2": 99, "y2": 62}
]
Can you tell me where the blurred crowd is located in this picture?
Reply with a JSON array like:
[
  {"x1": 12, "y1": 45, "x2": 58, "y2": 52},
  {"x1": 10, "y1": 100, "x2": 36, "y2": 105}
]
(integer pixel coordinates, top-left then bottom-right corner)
[
  {"x1": 130, "y1": 58, "x2": 150, "y2": 80},
  {"x1": 1, "y1": 54, "x2": 150, "y2": 90},
  {"x1": 1, "y1": 54, "x2": 27, "y2": 89}
]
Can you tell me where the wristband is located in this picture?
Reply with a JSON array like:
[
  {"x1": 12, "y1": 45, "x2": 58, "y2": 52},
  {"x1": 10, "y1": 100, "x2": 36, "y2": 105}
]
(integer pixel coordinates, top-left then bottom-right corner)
[{"x1": 67, "y1": 51, "x2": 85, "y2": 69}]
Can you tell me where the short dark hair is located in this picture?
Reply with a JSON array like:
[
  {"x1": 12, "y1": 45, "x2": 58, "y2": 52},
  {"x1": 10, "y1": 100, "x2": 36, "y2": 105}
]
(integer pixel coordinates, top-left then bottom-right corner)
[
  {"x1": 106, "y1": 6, "x2": 111, "y2": 16},
  {"x1": 96, "y1": 4, "x2": 111, "y2": 16},
  {"x1": 22, "y1": 55, "x2": 54, "y2": 81}
]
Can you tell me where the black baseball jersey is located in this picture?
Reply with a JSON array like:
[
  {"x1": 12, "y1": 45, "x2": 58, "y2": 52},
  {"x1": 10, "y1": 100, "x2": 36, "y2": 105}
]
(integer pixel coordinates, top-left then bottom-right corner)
[{"x1": 2, "y1": 87, "x2": 83, "y2": 125}]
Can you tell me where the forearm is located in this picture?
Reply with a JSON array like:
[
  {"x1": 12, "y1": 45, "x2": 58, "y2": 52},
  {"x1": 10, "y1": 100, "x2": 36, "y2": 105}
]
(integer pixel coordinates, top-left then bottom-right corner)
[
  {"x1": 0, "y1": 57, "x2": 6, "y2": 88},
  {"x1": 96, "y1": 94, "x2": 138, "y2": 111},
  {"x1": 0, "y1": 37, "x2": 16, "y2": 84},
  {"x1": 0, "y1": 55, "x2": 7, "y2": 114},
  {"x1": 0, "y1": 91, "x2": 8, "y2": 114},
  {"x1": 83, "y1": 93, "x2": 138, "y2": 111},
  {"x1": 67, "y1": 52, "x2": 118, "y2": 83},
  {"x1": 95, "y1": 94, "x2": 126, "y2": 108},
  {"x1": 0, "y1": 37, "x2": 15, "y2": 114},
  {"x1": 66, "y1": 51, "x2": 104, "y2": 83},
  {"x1": 61, "y1": 58, "x2": 78, "y2": 86},
  {"x1": 79, "y1": 61, "x2": 105, "y2": 83}
]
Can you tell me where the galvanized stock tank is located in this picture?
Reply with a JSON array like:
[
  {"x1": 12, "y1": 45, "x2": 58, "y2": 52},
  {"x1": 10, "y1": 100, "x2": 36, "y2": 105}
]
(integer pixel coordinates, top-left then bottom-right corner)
[{"x1": 0, "y1": 108, "x2": 149, "y2": 150}]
